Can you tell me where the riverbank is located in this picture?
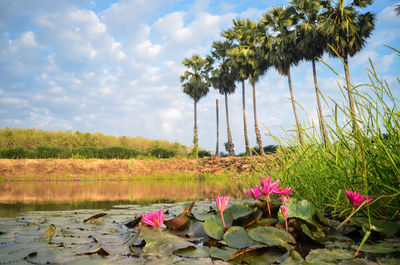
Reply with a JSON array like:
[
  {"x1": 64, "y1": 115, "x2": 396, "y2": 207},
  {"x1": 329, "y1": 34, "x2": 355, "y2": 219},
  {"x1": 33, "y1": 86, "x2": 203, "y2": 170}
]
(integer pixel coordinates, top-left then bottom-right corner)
[{"x1": 0, "y1": 156, "x2": 273, "y2": 180}]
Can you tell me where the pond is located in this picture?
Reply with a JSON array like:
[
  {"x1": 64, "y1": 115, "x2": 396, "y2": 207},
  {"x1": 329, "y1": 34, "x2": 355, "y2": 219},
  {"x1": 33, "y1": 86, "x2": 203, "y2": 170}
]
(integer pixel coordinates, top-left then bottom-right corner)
[{"x1": 0, "y1": 178, "x2": 238, "y2": 217}]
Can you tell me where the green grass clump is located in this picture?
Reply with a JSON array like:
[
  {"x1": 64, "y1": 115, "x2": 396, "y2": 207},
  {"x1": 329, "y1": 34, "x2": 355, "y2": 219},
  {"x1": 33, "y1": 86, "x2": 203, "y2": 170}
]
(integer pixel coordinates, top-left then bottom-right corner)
[{"x1": 243, "y1": 52, "x2": 400, "y2": 219}]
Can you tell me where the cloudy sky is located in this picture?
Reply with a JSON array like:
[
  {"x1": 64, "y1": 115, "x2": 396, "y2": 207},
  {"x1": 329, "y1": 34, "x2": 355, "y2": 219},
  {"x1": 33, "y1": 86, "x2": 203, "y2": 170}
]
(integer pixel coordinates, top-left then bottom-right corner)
[{"x1": 0, "y1": 0, "x2": 399, "y2": 153}]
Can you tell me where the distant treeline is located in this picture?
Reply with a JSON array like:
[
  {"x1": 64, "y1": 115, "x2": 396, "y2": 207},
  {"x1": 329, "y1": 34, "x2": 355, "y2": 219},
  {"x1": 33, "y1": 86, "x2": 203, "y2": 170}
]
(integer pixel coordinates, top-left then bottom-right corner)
[{"x1": 0, "y1": 127, "x2": 192, "y2": 158}]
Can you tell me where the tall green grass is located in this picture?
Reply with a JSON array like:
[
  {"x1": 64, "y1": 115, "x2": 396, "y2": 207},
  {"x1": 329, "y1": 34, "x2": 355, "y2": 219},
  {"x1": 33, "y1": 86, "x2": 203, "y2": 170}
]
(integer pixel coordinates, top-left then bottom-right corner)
[{"x1": 244, "y1": 48, "x2": 400, "y2": 219}]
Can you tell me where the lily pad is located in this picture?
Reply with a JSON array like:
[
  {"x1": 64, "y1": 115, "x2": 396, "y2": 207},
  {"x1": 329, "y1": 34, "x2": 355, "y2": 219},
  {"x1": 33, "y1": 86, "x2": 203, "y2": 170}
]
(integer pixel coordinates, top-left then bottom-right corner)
[
  {"x1": 225, "y1": 204, "x2": 255, "y2": 220},
  {"x1": 306, "y1": 248, "x2": 354, "y2": 264},
  {"x1": 192, "y1": 212, "x2": 215, "y2": 221},
  {"x1": 352, "y1": 243, "x2": 398, "y2": 253},
  {"x1": 351, "y1": 217, "x2": 400, "y2": 238},
  {"x1": 248, "y1": 226, "x2": 296, "y2": 250},
  {"x1": 140, "y1": 230, "x2": 195, "y2": 252},
  {"x1": 223, "y1": 226, "x2": 252, "y2": 249},
  {"x1": 230, "y1": 248, "x2": 285, "y2": 265},
  {"x1": 203, "y1": 212, "x2": 233, "y2": 240},
  {"x1": 283, "y1": 198, "x2": 327, "y2": 228},
  {"x1": 174, "y1": 246, "x2": 209, "y2": 258},
  {"x1": 209, "y1": 246, "x2": 236, "y2": 261}
]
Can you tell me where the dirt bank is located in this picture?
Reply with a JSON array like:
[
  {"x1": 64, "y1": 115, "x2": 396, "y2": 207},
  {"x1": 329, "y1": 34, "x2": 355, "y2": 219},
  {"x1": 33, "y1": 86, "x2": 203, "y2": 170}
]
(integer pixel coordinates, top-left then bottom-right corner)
[{"x1": 0, "y1": 156, "x2": 273, "y2": 179}]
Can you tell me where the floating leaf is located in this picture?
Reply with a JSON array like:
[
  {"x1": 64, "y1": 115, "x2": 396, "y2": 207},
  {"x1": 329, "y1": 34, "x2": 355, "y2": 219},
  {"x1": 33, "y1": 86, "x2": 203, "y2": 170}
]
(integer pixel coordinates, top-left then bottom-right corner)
[
  {"x1": 209, "y1": 247, "x2": 236, "y2": 261},
  {"x1": 165, "y1": 215, "x2": 190, "y2": 231},
  {"x1": 192, "y1": 212, "x2": 215, "y2": 221},
  {"x1": 174, "y1": 246, "x2": 209, "y2": 258},
  {"x1": 223, "y1": 226, "x2": 252, "y2": 249},
  {"x1": 83, "y1": 213, "x2": 107, "y2": 224},
  {"x1": 124, "y1": 216, "x2": 141, "y2": 228},
  {"x1": 306, "y1": 248, "x2": 353, "y2": 264},
  {"x1": 225, "y1": 204, "x2": 255, "y2": 220},
  {"x1": 351, "y1": 217, "x2": 400, "y2": 238},
  {"x1": 140, "y1": 230, "x2": 194, "y2": 252},
  {"x1": 352, "y1": 243, "x2": 398, "y2": 253},
  {"x1": 284, "y1": 198, "x2": 327, "y2": 229},
  {"x1": 230, "y1": 248, "x2": 285, "y2": 265},
  {"x1": 143, "y1": 240, "x2": 174, "y2": 256},
  {"x1": 203, "y1": 212, "x2": 233, "y2": 240},
  {"x1": 248, "y1": 226, "x2": 295, "y2": 250},
  {"x1": 44, "y1": 224, "x2": 56, "y2": 244}
]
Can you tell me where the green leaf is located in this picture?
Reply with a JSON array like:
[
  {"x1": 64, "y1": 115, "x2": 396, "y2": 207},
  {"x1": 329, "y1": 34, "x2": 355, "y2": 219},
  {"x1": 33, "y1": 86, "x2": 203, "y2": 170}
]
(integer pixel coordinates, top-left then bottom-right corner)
[
  {"x1": 225, "y1": 204, "x2": 255, "y2": 220},
  {"x1": 284, "y1": 198, "x2": 327, "y2": 228},
  {"x1": 203, "y1": 212, "x2": 233, "y2": 240},
  {"x1": 223, "y1": 226, "x2": 252, "y2": 249},
  {"x1": 44, "y1": 224, "x2": 56, "y2": 244},
  {"x1": 352, "y1": 243, "x2": 398, "y2": 254},
  {"x1": 248, "y1": 226, "x2": 295, "y2": 250},
  {"x1": 305, "y1": 248, "x2": 353, "y2": 264},
  {"x1": 209, "y1": 247, "x2": 236, "y2": 261},
  {"x1": 140, "y1": 230, "x2": 195, "y2": 252},
  {"x1": 173, "y1": 246, "x2": 209, "y2": 258},
  {"x1": 351, "y1": 217, "x2": 400, "y2": 238},
  {"x1": 230, "y1": 248, "x2": 285, "y2": 265}
]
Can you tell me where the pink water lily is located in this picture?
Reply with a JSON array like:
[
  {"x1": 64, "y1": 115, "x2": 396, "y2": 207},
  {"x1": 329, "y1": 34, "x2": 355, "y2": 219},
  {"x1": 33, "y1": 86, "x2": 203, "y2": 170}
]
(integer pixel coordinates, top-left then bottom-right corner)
[
  {"x1": 216, "y1": 196, "x2": 229, "y2": 229},
  {"x1": 345, "y1": 190, "x2": 372, "y2": 207},
  {"x1": 141, "y1": 209, "x2": 165, "y2": 231},
  {"x1": 342, "y1": 190, "x2": 373, "y2": 226},
  {"x1": 274, "y1": 187, "x2": 293, "y2": 195},
  {"x1": 247, "y1": 186, "x2": 262, "y2": 200},
  {"x1": 260, "y1": 176, "x2": 280, "y2": 217}
]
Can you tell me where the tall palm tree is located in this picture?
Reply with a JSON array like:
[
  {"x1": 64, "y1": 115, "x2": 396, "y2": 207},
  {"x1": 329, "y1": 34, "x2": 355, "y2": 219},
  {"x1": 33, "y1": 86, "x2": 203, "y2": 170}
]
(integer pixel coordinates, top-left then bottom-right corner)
[
  {"x1": 210, "y1": 41, "x2": 236, "y2": 156},
  {"x1": 320, "y1": 0, "x2": 375, "y2": 132},
  {"x1": 223, "y1": 19, "x2": 268, "y2": 156},
  {"x1": 261, "y1": 6, "x2": 305, "y2": 146},
  {"x1": 291, "y1": 0, "x2": 330, "y2": 147},
  {"x1": 180, "y1": 54, "x2": 212, "y2": 158}
]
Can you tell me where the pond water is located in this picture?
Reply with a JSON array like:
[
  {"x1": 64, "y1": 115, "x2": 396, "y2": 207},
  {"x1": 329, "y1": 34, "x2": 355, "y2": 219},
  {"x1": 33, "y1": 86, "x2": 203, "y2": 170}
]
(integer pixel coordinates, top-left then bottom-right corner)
[{"x1": 0, "y1": 178, "x2": 238, "y2": 217}]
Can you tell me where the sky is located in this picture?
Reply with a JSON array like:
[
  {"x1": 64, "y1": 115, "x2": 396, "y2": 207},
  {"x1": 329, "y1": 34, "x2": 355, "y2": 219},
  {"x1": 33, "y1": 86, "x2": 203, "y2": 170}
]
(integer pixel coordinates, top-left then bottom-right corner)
[{"x1": 0, "y1": 0, "x2": 399, "y2": 154}]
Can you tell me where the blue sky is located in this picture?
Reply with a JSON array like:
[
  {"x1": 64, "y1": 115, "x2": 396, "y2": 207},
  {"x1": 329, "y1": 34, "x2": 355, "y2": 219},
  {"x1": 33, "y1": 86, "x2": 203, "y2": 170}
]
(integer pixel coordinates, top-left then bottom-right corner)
[{"x1": 0, "y1": 0, "x2": 399, "y2": 153}]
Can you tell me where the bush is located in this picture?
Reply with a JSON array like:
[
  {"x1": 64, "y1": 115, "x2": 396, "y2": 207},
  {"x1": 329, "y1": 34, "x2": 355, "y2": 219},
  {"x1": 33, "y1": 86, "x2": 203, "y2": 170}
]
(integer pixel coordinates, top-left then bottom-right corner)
[
  {"x1": 36, "y1": 146, "x2": 71, "y2": 158},
  {"x1": 72, "y1": 147, "x2": 98, "y2": 159},
  {"x1": 96, "y1": 146, "x2": 141, "y2": 159},
  {"x1": 147, "y1": 147, "x2": 175, "y2": 158},
  {"x1": 0, "y1": 147, "x2": 28, "y2": 159},
  {"x1": 198, "y1": 150, "x2": 212, "y2": 158}
]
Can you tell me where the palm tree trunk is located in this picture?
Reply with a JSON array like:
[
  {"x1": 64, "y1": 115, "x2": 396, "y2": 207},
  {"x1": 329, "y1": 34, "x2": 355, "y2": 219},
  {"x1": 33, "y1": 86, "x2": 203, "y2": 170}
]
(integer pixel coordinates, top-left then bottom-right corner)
[
  {"x1": 215, "y1": 99, "x2": 219, "y2": 157},
  {"x1": 249, "y1": 74, "x2": 265, "y2": 156},
  {"x1": 225, "y1": 91, "x2": 234, "y2": 156},
  {"x1": 242, "y1": 80, "x2": 251, "y2": 156},
  {"x1": 194, "y1": 99, "x2": 198, "y2": 159},
  {"x1": 343, "y1": 55, "x2": 357, "y2": 133},
  {"x1": 312, "y1": 59, "x2": 330, "y2": 148},
  {"x1": 287, "y1": 67, "x2": 305, "y2": 146}
]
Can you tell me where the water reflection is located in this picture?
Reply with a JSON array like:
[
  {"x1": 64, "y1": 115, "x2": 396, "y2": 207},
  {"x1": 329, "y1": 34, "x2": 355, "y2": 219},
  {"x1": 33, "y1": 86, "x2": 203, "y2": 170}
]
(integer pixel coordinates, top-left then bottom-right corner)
[{"x1": 0, "y1": 179, "x2": 235, "y2": 217}]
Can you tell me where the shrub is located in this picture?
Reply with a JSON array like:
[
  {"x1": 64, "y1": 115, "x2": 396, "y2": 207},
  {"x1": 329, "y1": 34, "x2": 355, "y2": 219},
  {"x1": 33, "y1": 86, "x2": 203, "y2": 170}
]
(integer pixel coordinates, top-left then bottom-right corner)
[
  {"x1": 0, "y1": 147, "x2": 28, "y2": 159},
  {"x1": 147, "y1": 147, "x2": 175, "y2": 158},
  {"x1": 72, "y1": 147, "x2": 98, "y2": 159},
  {"x1": 96, "y1": 146, "x2": 141, "y2": 159},
  {"x1": 198, "y1": 150, "x2": 212, "y2": 158},
  {"x1": 36, "y1": 146, "x2": 71, "y2": 158}
]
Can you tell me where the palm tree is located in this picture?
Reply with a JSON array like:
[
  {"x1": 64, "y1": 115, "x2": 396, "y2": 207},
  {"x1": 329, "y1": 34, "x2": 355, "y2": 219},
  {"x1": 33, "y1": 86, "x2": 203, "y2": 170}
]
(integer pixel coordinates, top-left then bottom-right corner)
[
  {"x1": 180, "y1": 55, "x2": 212, "y2": 158},
  {"x1": 291, "y1": 0, "x2": 330, "y2": 147},
  {"x1": 223, "y1": 19, "x2": 268, "y2": 156},
  {"x1": 210, "y1": 41, "x2": 236, "y2": 156},
  {"x1": 320, "y1": 0, "x2": 375, "y2": 132},
  {"x1": 261, "y1": 6, "x2": 305, "y2": 146}
]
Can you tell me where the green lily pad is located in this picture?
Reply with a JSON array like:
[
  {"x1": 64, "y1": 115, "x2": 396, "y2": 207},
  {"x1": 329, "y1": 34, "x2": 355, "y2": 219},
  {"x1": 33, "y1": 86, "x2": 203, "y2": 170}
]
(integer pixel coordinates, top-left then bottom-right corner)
[
  {"x1": 223, "y1": 226, "x2": 252, "y2": 249},
  {"x1": 351, "y1": 217, "x2": 400, "y2": 238},
  {"x1": 203, "y1": 212, "x2": 233, "y2": 240},
  {"x1": 192, "y1": 212, "x2": 215, "y2": 221},
  {"x1": 230, "y1": 248, "x2": 285, "y2": 265},
  {"x1": 225, "y1": 204, "x2": 254, "y2": 220},
  {"x1": 306, "y1": 248, "x2": 354, "y2": 264},
  {"x1": 140, "y1": 230, "x2": 195, "y2": 252},
  {"x1": 352, "y1": 243, "x2": 398, "y2": 254},
  {"x1": 248, "y1": 226, "x2": 296, "y2": 250},
  {"x1": 283, "y1": 198, "x2": 327, "y2": 228},
  {"x1": 143, "y1": 240, "x2": 174, "y2": 256},
  {"x1": 281, "y1": 250, "x2": 305, "y2": 265},
  {"x1": 173, "y1": 246, "x2": 209, "y2": 258},
  {"x1": 209, "y1": 247, "x2": 236, "y2": 261}
]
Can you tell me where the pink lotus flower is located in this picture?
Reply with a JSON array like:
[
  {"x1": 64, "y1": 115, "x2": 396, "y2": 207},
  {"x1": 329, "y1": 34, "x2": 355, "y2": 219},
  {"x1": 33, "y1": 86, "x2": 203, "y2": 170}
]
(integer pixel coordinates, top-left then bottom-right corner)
[
  {"x1": 345, "y1": 190, "x2": 372, "y2": 207},
  {"x1": 216, "y1": 196, "x2": 229, "y2": 229},
  {"x1": 280, "y1": 196, "x2": 290, "y2": 204},
  {"x1": 141, "y1": 210, "x2": 165, "y2": 230},
  {"x1": 280, "y1": 204, "x2": 289, "y2": 232},
  {"x1": 274, "y1": 187, "x2": 293, "y2": 195},
  {"x1": 260, "y1": 176, "x2": 280, "y2": 217},
  {"x1": 247, "y1": 186, "x2": 262, "y2": 200}
]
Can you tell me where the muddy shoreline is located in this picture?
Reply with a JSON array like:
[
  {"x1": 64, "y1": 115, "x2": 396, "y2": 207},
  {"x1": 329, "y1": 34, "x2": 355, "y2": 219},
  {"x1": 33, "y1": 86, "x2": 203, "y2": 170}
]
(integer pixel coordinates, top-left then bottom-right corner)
[{"x1": 0, "y1": 157, "x2": 271, "y2": 179}]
